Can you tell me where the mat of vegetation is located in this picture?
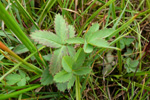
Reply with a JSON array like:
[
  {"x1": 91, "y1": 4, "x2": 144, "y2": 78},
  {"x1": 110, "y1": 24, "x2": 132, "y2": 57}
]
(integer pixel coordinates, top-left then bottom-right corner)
[{"x1": 0, "y1": 0, "x2": 150, "y2": 100}]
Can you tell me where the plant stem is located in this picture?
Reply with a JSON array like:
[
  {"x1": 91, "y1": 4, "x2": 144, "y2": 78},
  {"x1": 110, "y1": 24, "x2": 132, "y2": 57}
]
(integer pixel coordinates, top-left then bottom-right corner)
[{"x1": 76, "y1": 76, "x2": 81, "y2": 100}]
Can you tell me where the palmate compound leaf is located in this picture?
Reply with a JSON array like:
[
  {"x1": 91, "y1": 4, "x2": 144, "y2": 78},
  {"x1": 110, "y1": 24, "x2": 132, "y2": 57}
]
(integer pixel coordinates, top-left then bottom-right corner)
[
  {"x1": 62, "y1": 56, "x2": 73, "y2": 72},
  {"x1": 54, "y1": 70, "x2": 73, "y2": 83},
  {"x1": 30, "y1": 30, "x2": 62, "y2": 48},
  {"x1": 55, "y1": 14, "x2": 68, "y2": 43},
  {"x1": 49, "y1": 46, "x2": 75, "y2": 75},
  {"x1": 40, "y1": 67, "x2": 53, "y2": 85}
]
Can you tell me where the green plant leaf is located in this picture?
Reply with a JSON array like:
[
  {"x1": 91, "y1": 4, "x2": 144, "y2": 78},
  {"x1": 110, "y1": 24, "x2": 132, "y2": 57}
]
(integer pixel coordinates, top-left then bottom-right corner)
[
  {"x1": 0, "y1": 31, "x2": 18, "y2": 42},
  {"x1": 62, "y1": 56, "x2": 73, "y2": 72},
  {"x1": 17, "y1": 78, "x2": 26, "y2": 86},
  {"x1": 102, "y1": 65, "x2": 112, "y2": 76},
  {"x1": 89, "y1": 38, "x2": 119, "y2": 50},
  {"x1": 68, "y1": 25, "x2": 75, "y2": 38},
  {"x1": 43, "y1": 54, "x2": 52, "y2": 61},
  {"x1": 83, "y1": 40, "x2": 93, "y2": 53},
  {"x1": 55, "y1": 14, "x2": 68, "y2": 43},
  {"x1": 73, "y1": 48, "x2": 85, "y2": 69},
  {"x1": 120, "y1": 39, "x2": 125, "y2": 49},
  {"x1": 120, "y1": 38, "x2": 134, "y2": 49},
  {"x1": 89, "y1": 38, "x2": 109, "y2": 47},
  {"x1": 49, "y1": 46, "x2": 69, "y2": 75},
  {"x1": 124, "y1": 38, "x2": 134, "y2": 46},
  {"x1": 85, "y1": 23, "x2": 99, "y2": 41},
  {"x1": 5, "y1": 70, "x2": 30, "y2": 86},
  {"x1": 67, "y1": 46, "x2": 76, "y2": 57},
  {"x1": 130, "y1": 61, "x2": 139, "y2": 68},
  {"x1": 88, "y1": 28, "x2": 115, "y2": 42},
  {"x1": 56, "y1": 82, "x2": 67, "y2": 92},
  {"x1": 124, "y1": 48, "x2": 133, "y2": 56},
  {"x1": 13, "y1": 44, "x2": 29, "y2": 54},
  {"x1": 30, "y1": 30, "x2": 62, "y2": 48},
  {"x1": 73, "y1": 67, "x2": 91, "y2": 75},
  {"x1": 5, "y1": 74, "x2": 21, "y2": 85},
  {"x1": 54, "y1": 70, "x2": 73, "y2": 83},
  {"x1": 67, "y1": 75, "x2": 76, "y2": 89},
  {"x1": 19, "y1": 70, "x2": 26, "y2": 78},
  {"x1": 40, "y1": 67, "x2": 53, "y2": 85},
  {"x1": 124, "y1": 58, "x2": 139, "y2": 73},
  {"x1": 66, "y1": 37, "x2": 84, "y2": 44},
  {"x1": 13, "y1": 44, "x2": 43, "y2": 54}
]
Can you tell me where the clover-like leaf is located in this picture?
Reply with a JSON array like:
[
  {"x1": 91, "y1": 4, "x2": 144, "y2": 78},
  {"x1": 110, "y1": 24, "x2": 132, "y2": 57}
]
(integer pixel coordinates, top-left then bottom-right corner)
[
  {"x1": 30, "y1": 30, "x2": 62, "y2": 48},
  {"x1": 54, "y1": 70, "x2": 73, "y2": 83}
]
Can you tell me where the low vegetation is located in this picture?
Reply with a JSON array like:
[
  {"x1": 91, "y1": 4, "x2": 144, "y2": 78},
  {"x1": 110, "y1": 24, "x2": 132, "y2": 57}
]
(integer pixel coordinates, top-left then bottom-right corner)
[{"x1": 0, "y1": 0, "x2": 150, "y2": 100}]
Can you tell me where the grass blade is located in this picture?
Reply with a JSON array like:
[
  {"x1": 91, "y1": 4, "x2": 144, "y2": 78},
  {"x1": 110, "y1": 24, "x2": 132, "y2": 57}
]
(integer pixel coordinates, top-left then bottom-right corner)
[
  {"x1": 37, "y1": 0, "x2": 56, "y2": 26},
  {"x1": 0, "y1": 2, "x2": 46, "y2": 67},
  {"x1": 0, "y1": 84, "x2": 41, "y2": 100},
  {"x1": 0, "y1": 41, "x2": 43, "y2": 75}
]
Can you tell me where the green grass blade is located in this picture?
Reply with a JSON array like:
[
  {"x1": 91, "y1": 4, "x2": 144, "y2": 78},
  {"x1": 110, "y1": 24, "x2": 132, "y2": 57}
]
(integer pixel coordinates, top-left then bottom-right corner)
[
  {"x1": 0, "y1": 2, "x2": 45, "y2": 67},
  {"x1": 37, "y1": 0, "x2": 56, "y2": 26},
  {"x1": 13, "y1": 0, "x2": 39, "y2": 29},
  {"x1": 0, "y1": 46, "x2": 45, "y2": 81},
  {"x1": 76, "y1": 76, "x2": 81, "y2": 100},
  {"x1": 0, "y1": 84, "x2": 41, "y2": 100},
  {"x1": 0, "y1": 41, "x2": 43, "y2": 75}
]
